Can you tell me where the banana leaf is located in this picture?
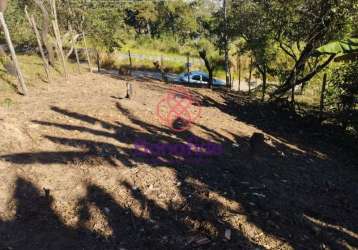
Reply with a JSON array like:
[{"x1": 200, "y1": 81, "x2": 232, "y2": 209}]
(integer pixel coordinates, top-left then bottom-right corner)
[{"x1": 314, "y1": 38, "x2": 358, "y2": 56}]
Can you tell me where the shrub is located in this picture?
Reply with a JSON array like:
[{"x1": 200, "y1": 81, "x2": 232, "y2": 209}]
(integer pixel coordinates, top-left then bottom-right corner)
[{"x1": 326, "y1": 61, "x2": 358, "y2": 129}]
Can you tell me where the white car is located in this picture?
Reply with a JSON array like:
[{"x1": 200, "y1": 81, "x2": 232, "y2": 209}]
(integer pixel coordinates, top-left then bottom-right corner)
[{"x1": 178, "y1": 71, "x2": 226, "y2": 86}]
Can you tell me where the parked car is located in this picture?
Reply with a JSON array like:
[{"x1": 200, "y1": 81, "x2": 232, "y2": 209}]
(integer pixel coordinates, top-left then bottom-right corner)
[{"x1": 178, "y1": 71, "x2": 226, "y2": 86}]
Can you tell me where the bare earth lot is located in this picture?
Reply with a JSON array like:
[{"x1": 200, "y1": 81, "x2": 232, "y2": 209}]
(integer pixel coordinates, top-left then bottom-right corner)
[{"x1": 0, "y1": 72, "x2": 357, "y2": 249}]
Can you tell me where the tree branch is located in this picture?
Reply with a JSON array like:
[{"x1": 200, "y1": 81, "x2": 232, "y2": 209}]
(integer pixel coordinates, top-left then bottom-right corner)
[
  {"x1": 296, "y1": 55, "x2": 335, "y2": 85},
  {"x1": 66, "y1": 34, "x2": 80, "y2": 58},
  {"x1": 273, "y1": 54, "x2": 335, "y2": 97},
  {"x1": 278, "y1": 40, "x2": 297, "y2": 62}
]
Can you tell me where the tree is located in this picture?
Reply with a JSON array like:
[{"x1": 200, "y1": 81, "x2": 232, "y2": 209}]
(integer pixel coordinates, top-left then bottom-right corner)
[
  {"x1": 199, "y1": 49, "x2": 214, "y2": 88},
  {"x1": 195, "y1": 36, "x2": 221, "y2": 88},
  {"x1": 156, "y1": 0, "x2": 199, "y2": 40},
  {"x1": 82, "y1": 3, "x2": 129, "y2": 51},
  {"x1": 265, "y1": 0, "x2": 357, "y2": 98},
  {"x1": 124, "y1": 1, "x2": 158, "y2": 36},
  {"x1": 229, "y1": 0, "x2": 277, "y2": 101},
  {"x1": 2, "y1": 0, "x2": 34, "y2": 45}
]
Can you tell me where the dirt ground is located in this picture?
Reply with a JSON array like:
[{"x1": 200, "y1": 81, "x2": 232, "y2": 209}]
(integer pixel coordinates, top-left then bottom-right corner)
[{"x1": 0, "y1": 71, "x2": 357, "y2": 250}]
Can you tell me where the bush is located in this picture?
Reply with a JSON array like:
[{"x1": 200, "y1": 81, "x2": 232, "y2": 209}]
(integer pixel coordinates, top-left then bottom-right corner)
[
  {"x1": 326, "y1": 61, "x2": 358, "y2": 129},
  {"x1": 100, "y1": 53, "x2": 117, "y2": 69}
]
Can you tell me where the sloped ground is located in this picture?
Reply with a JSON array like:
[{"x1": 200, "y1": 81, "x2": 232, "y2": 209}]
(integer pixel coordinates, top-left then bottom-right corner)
[{"x1": 0, "y1": 72, "x2": 357, "y2": 250}]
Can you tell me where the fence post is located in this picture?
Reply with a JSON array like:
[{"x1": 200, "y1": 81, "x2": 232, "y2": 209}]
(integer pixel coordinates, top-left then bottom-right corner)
[
  {"x1": 128, "y1": 50, "x2": 132, "y2": 75},
  {"x1": 319, "y1": 73, "x2": 327, "y2": 122},
  {"x1": 0, "y1": 12, "x2": 28, "y2": 95},
  {"x1": 96, "y1": 50, "x2": 100, "y2": 72},
  {"x1": 187, "y1": 54, "x2": 190, "y2": 84}
]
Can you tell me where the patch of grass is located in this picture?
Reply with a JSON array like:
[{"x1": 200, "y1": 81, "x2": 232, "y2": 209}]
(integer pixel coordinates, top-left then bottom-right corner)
[
  {"x1": 122, "y1": 36, "x2": 197, "y2": 56},
  {"x1": 19, "y1": 54, "x2": 84, "y2": 81},
  {"x1": 96, "y1": 48, "x2": 230, "y2": 80},
  {"x1": 109, "y1": 50, "x2": 206, "y2": 74},
  {"x1": 1, "y1": 97, "x2": 13, "y2": 108},
  {"x1": 0, "y1": 53, "x2": 88, "y2": 93}
]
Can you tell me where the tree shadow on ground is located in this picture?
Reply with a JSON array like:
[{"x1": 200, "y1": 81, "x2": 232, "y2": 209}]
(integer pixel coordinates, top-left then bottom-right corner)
[
  {"x1": 0, "y1": 176, "x2": 258, "y2": 249},
  {"x1": 191, "y1": 89, "x2": 358, "y2": 247},
  {"x1": 195, "y1": 89, "x2": 358, "y2": 163},
  {"x1": 1, "y1": 89, "x2": 357, "y2": 249}
]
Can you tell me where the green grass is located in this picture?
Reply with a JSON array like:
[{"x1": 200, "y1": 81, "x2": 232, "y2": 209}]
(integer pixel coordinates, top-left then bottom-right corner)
[
  {"x1": 0, "y1": 54, "x2": 88, "y2": 93},
  {"x1": 102, "y1": 47, "x2": 227, "y2": 79},
  {"x1": 120, "y1": 47, "x2": 190, "y2": 58},
  {"x1": 122, "y1": 36, "x2": 198, "y2": 56}
]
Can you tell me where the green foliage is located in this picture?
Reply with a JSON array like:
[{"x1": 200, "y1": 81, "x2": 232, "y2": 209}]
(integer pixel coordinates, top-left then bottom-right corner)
[
  {"x1": 2, "y1": 0, "x2": 34, "y2": 46},
  {"x1": 229, "y1": 0, "x2": 278, "y2": 85},
  {"x1": 83, "y1": 7, "x2": 130, "y2": 52},
  {"x1": 326, "y1": 61, "x2": 358, "y2": 128},
  {"x1": 315, "y1": 38, "x2": 358, "y2": 56},
  {"x1": 126, "y1": 35, "x2": 193, "y2": 55},
  {"x1": 124, "y1": 1, "x2": 158, "y2": 35}
]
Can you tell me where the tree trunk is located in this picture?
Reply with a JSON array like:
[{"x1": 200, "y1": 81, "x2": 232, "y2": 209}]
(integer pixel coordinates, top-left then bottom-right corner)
[
  {"x1": 73, "y1": 39, "x2": 81, "y2": 73},
  {"x1": 273, "y1": 42, "x2": 335, "y2": 98},
  {"x1": 52, "y1": 20, "x2": 68, "y2": 79},
  {"x1": 31, "y1": 16, "x2": 51, "y2": 82},
  {"x1": 199, "y1": 49, "x2": 214, "y2": 89},
  {"x1": 261, "y1": 65, "x2": 267, "y2": 102},
  {"x1": 25, "y1": 7, "x2": 51, "y2": 82},
  {"x1": 33, "y1": 0, "x2": 55, "y2": 66},
  {"x1": 291, "y1": 69, "x2": 296, "y2": 111},
  {"x1": 237, "y1": 53, "x2": 241, "y2": 91},
  {"x1": 208, "y1": 70, "x2": 213, "y2": 89},
  {"x1": 50, "y1": 0, "x2": 67, "y2": 77},
  {"x1": 82, "y1": 31, "x2": 92, "y2": 73},
  {"x1": 0, "y1": 12, "x2": 27, "y2": 95},
  {"x1": 223, "y1": 0, "x2": 229, "y2": 88},
  {"x1": 67, "y1": 26, "x2": 80, "y2": 73}
]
